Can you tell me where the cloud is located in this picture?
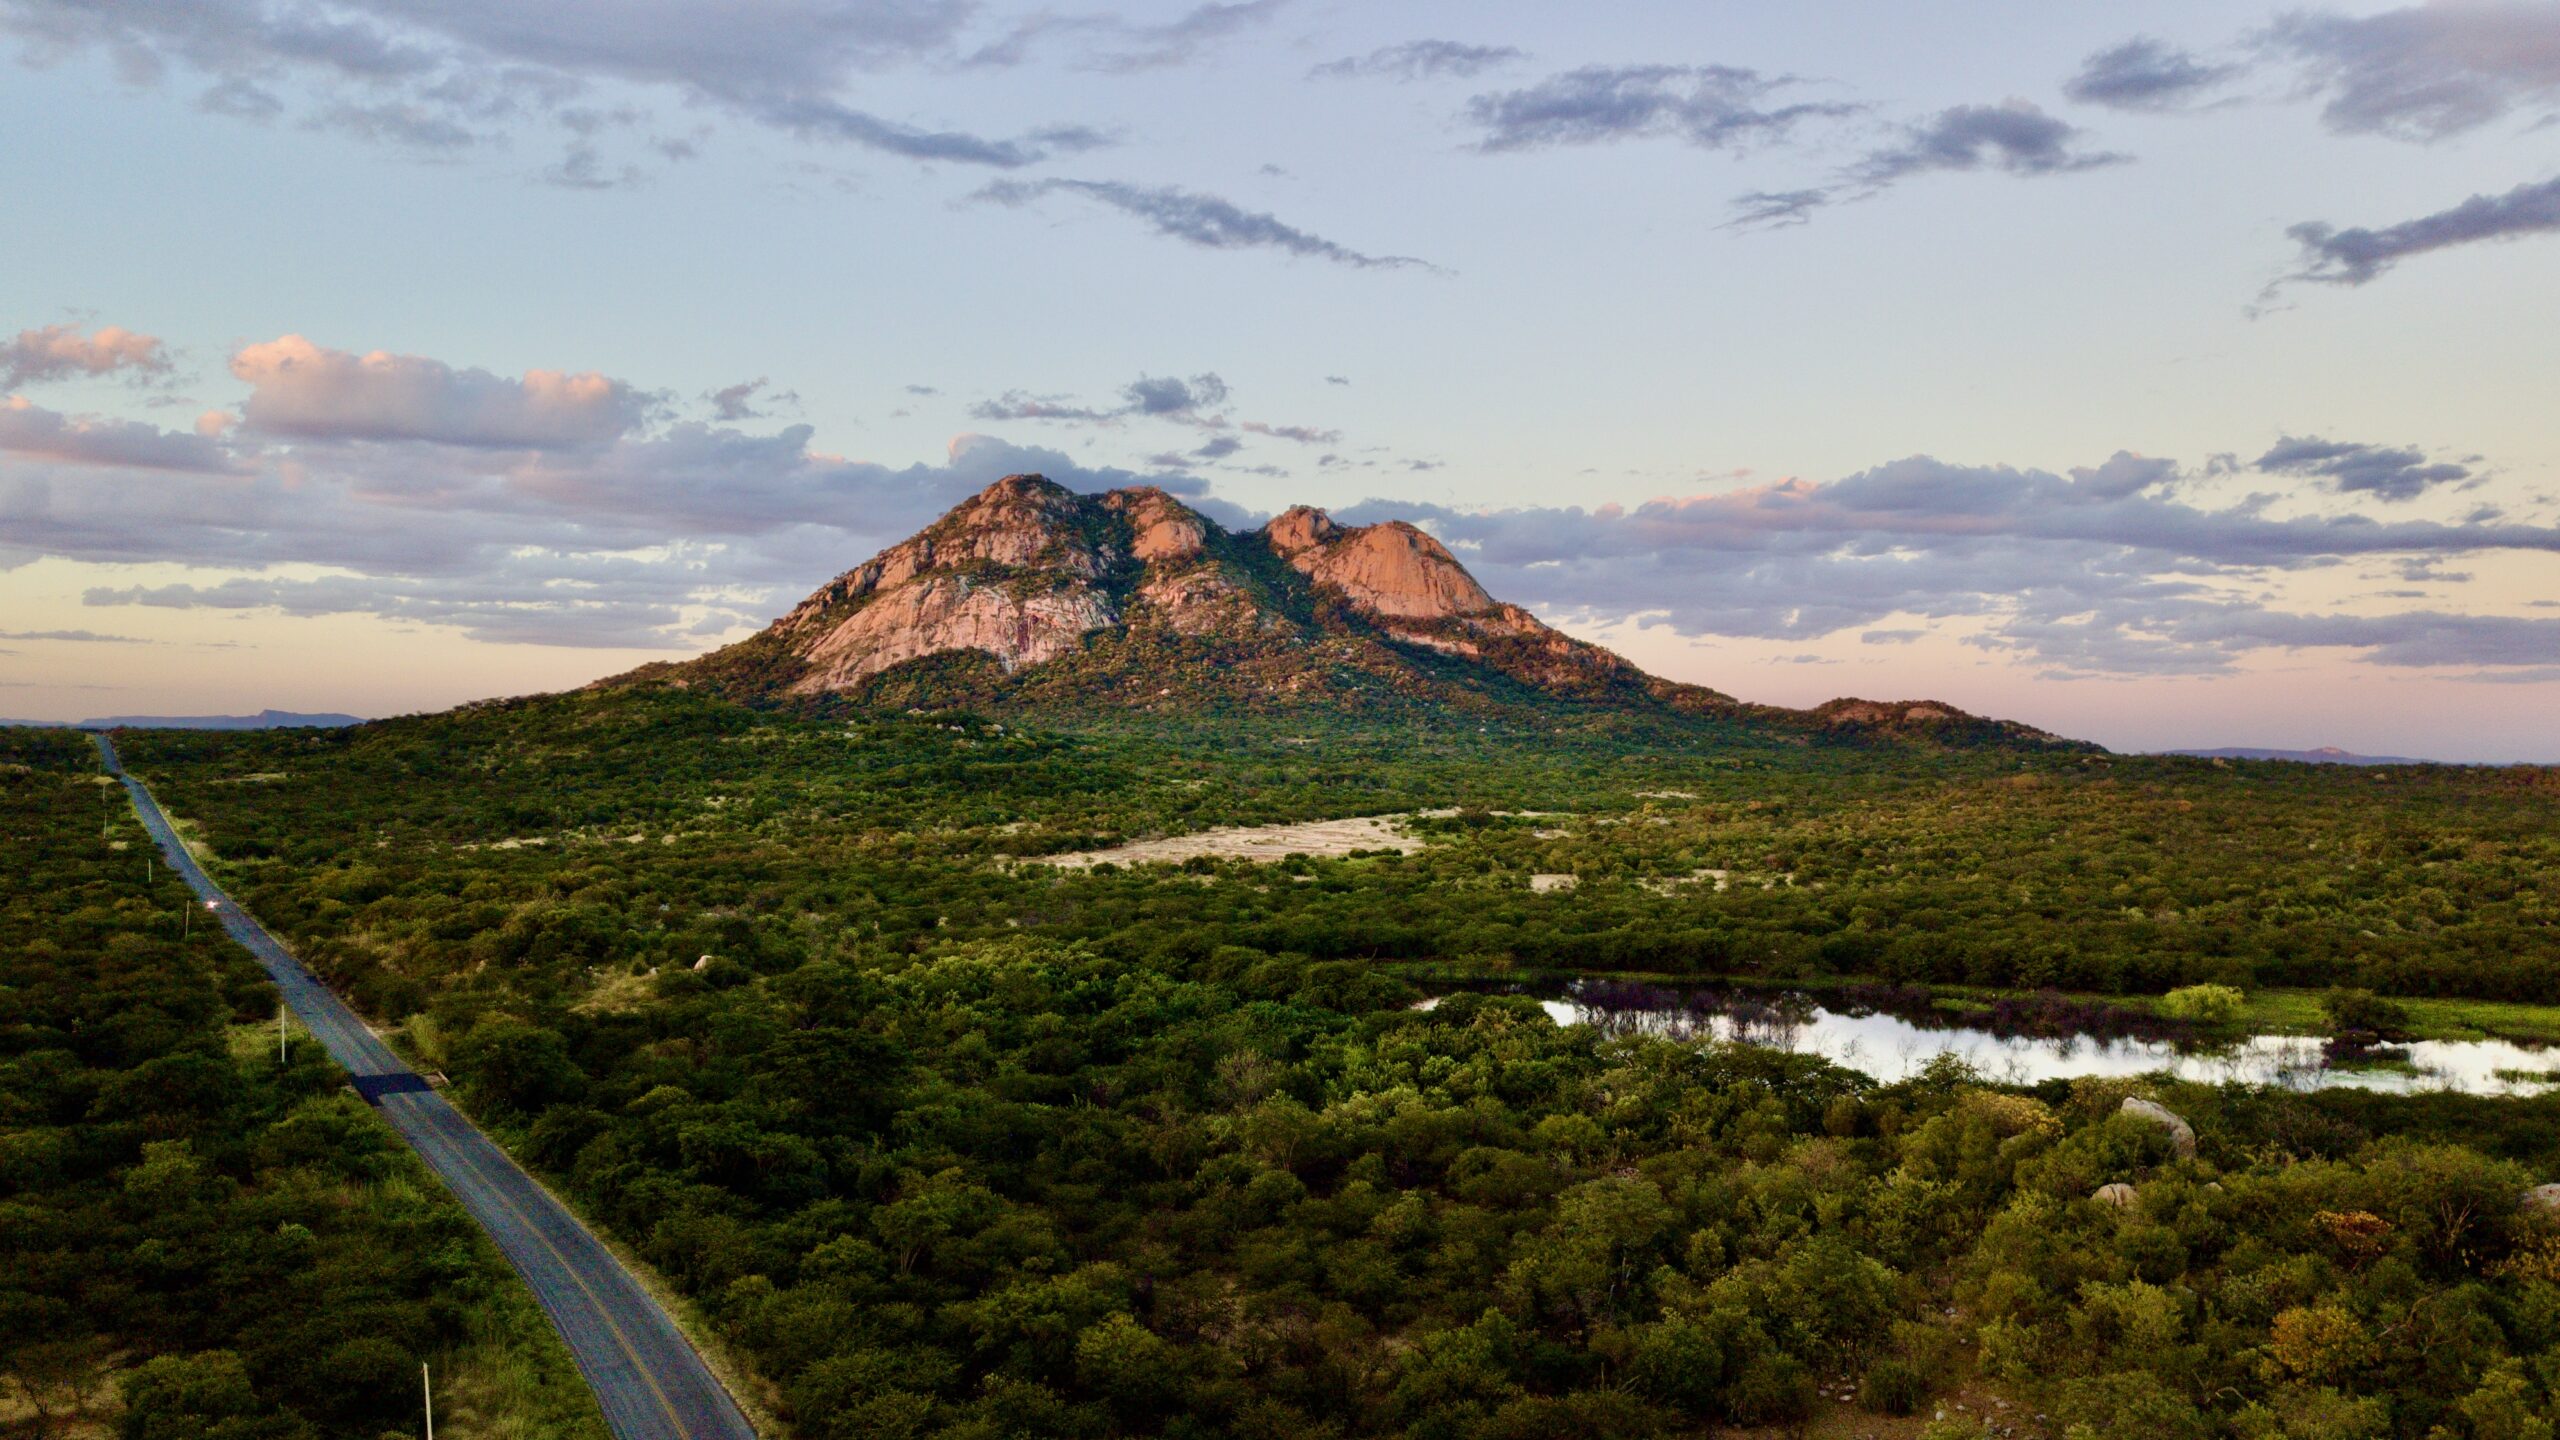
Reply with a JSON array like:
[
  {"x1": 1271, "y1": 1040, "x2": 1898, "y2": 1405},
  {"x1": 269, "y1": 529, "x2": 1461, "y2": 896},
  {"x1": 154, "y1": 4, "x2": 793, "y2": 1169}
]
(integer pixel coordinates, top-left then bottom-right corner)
[
  {"x1": 230, "y1": 334, "x2": 648, "y2": 447},
  {"x1": 1088, "y1": 0, "x2": 1284, "y2": 73},
  {"x1": 2064, "y1": 37, "x2": 2243, "y2": 111},
  {"x1": 0, "y1": 0, "x2": 1106, "y2": 174},
  {"x1": 0, "y1": 330, "x2": 1288, "y2": 656},
  {"x1": 0, "y1": 323, "x2": 174, "y2": 389},
  {"x1": 1329, "y1": 450, "x2": 2560, "y2": 676},
  {"x1": 2253, "y1": 434, "x2": 2474, "y2": 501},
  {"x1": 968, "y1": 369, "x2": 1346, "y2": 454},
  {"x1": 1851, "y1": 101, "x2": 2126, "y2": 186},
  {"x1": 1728, "y1": 189, "x2": 1832, "y2": 228},
  {"x1": 1191, "y1": 435, "x2": 1242, "y2": 460},
  {"x1": 1731, "y1": 101, "x2": 2125, "y2": 225},
  {"x1": 962, "y1": 0, "x2": 1283, "y2": 73},
  {"x1": 0, "y1": 396, "x2": 234, "y2": 471},
  {"x1": 310, "y1": 98, "x2": 479, "y2": 150},
  {"x1": 0, "y1": 628, "x2": 148, "y2": 642},
  {"x1": 969, "y1": 391, "x2": 1117, "y2": 424},
  {"x1": 2069, "y1": 451, "x2": 2181, "y2": 499},
  {"x1": 1311, "y1": 39, "x2": 1523, "y2": 82},
  {"x1": 1464, "y1": 64, "x2": 1856, "y2": 152},
  {"x1": 540, "y1": 141, "x2": 643, "y2": 190},
  {"x1": 752, "y1": 99, "x2": 1109, "y2": 167},
  {"x1": 11, "y1": 398, "x2": 1223, "y2": 649},
  {"x1": 2265, "y1": 3, "x2": 2560, "y2": 142},
  {"x1": 704, "y1": 377, "x2": 796, "y2": 422},
  {"x1": 971, "y1": 369, "x2": 1245, "y2": 426},
  {"x1": 973, "y1": 179, "x2": 1431, "y2": 268},
  {"x1": 1124, "y1": 372, "x2": 1227, "y2": 415},
  {"x1": 1241, "y1": 420, "x2": 1339, "y2": 445},
  {"x1": 2278, "y1": 174, "x2": 2560, "y2": 289}
]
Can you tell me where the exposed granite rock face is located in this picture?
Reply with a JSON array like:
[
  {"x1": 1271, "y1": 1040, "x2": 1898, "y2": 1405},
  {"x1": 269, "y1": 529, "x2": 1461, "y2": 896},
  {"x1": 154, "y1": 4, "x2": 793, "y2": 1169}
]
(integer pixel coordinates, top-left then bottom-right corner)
[
  {"x1": 1264, "y1": 509, "x2": 1496, "y2": 620},
  {"x1": 1104, "y1": 486, "x2": 1211, "y2": 564},
  {"x1": 789, "y1": 576, "x2": 1118, "y2": 690},
  {"x1": 778, "y1": 475, "x2": 1125, "y2": 690}
]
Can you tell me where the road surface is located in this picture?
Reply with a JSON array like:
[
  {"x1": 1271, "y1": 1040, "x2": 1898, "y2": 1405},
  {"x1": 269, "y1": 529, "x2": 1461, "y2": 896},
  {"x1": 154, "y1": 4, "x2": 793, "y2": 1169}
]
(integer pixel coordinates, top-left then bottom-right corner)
[{"x1": 93, "y1": 733, "x2": 759, "y2": 1440}]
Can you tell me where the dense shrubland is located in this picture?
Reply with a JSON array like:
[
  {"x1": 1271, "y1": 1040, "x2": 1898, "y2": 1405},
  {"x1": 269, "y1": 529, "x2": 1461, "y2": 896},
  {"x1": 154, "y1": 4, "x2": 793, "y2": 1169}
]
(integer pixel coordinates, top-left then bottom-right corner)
[
  {"x1": 123, "y1": 689, "x2": 2560, "y2": 1011},
  {"x1": 0, "y1": 728, "x2": 603, "y2": 1440},
  {"x1": 87, "y1": 690, "x2": 2560, "y2": 1437}
]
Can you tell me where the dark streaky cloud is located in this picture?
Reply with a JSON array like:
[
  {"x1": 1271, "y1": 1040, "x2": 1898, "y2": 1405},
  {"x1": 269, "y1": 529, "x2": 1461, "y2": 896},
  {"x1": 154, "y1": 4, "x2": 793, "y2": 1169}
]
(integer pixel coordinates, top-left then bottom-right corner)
[
  {"x1": 0, "y1": 0, "x2": 1111, "y2": 172},
  {"x1": 1734, "y1": 101, "x2": 2124, "y2": 226},
  {"x1": 2281, "y1": 174, "x2": 2560, "y2": 289},
  {"x1": 2254, "y1": 435, "x2": 2473, "y2": 501},
  {"x1": 705, "y1": 377, "x2": 797, "y2": 422},
  {"x1": 2064, "y1": 37, "x2": 2243, "y2": 111},
  {"x1": 974, "y1": 179, "x2": 1431, "y2": 268},
  {"x1": 1852, "y1": 101, "x2": 2126, "y2": 186},
  {"x1": 1466, "y1": 64, "x2": 1856, "y2": 152},
  {"x1": 1311, "y1": 40, "x2": 1523, "y2": 82}
]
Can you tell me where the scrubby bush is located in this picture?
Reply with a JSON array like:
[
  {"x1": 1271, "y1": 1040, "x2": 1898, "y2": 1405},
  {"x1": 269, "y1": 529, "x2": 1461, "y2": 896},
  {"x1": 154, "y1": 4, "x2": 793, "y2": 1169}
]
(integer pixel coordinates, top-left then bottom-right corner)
[{"x1": 2160, "y1": 983, "x2": 2247, "y2": 1026}]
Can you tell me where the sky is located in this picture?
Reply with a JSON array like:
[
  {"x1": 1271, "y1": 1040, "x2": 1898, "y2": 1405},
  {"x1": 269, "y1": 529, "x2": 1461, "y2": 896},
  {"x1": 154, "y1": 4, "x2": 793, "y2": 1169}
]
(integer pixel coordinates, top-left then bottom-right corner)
[{"x1": 2, "y1": 0, "x2": 2557, "y2": 759}]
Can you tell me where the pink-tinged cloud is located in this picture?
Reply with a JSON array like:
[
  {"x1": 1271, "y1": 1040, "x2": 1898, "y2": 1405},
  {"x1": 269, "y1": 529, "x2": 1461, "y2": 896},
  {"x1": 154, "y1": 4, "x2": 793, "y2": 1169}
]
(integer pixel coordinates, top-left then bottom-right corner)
[
  {"x1": 0, "y1": 396, "x2": 234, "y2": 472},
  {"x1": 0, "y1": 323, "x2": 173, "y2": 390},
  {"x1": 230, "y1": 334, "x2": 647, "y2": 448}
]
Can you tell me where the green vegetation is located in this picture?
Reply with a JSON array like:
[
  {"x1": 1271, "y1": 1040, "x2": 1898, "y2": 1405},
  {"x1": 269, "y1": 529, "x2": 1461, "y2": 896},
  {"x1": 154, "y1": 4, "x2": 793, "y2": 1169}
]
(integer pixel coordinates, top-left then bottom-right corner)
[
  {"x1": 2324, "y1": 988, "x2": 2420, "y2": 1043},
  {"x1": 0, "y1": 728, "x2": 605, "y2": 1440},
  {"x1": 74, "y1": 688, "x2": 2560, "y2": 1437},
  {"x1": 2159, "y1": 984, "x2": 2248, "y2": 1028}
]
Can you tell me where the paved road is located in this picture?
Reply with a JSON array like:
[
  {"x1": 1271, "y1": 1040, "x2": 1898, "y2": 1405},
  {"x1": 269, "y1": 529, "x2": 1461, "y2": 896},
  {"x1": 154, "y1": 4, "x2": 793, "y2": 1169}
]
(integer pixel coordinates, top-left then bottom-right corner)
[{"x1": 94, "y1": 734, "x2": 759, "y2": 1440}]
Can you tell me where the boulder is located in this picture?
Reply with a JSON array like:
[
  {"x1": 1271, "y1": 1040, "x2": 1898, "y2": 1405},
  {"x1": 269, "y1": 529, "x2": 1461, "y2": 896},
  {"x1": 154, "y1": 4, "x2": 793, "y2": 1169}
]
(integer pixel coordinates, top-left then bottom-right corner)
[
  {"x1": 2094, "y1": 1183, "x2": 2138, "y2": 1209},
  {"x1": 2120, "y1": 1097, "x2": 2197, "y2": 1160},
  {"x1": 2524, "y1": 1183, "x2": 2560, "y2": 1214}
]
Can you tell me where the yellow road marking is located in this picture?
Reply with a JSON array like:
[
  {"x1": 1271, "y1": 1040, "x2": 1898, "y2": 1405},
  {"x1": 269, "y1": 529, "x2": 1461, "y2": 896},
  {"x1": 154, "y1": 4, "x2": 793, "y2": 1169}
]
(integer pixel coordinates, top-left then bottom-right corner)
[{"x1": 413, "y1": 1100, "x2": 698, "y2": 1437}]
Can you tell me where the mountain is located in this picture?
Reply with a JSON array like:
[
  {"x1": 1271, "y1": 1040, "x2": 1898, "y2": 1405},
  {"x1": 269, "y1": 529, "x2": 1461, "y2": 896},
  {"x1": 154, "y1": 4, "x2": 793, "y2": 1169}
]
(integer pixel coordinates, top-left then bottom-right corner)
[
  {"x1": 2165, "y1": 746, "x2": 2437, "y2": 766},
  {"x1": 80, "y1": 709, "x2": 364, "y2": 730},
  {"x1": 619, "y1": 474, "x2": 2075, "y2": 746}
]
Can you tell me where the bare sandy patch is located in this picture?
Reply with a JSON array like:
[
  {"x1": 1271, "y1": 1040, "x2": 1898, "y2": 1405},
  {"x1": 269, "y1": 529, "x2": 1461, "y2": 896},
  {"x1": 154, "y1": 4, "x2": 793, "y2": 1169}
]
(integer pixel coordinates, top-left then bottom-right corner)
[{"x1": 1030, "y1": 814, "x2": 1426, "y2": 868}]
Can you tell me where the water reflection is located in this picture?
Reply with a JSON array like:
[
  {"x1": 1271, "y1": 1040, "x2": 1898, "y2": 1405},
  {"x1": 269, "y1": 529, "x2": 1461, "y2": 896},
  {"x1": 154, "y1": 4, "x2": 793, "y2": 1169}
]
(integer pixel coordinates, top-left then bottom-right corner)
[{"x1": 1433, "y1": 981, "x2": 2560, "y2": 1095}]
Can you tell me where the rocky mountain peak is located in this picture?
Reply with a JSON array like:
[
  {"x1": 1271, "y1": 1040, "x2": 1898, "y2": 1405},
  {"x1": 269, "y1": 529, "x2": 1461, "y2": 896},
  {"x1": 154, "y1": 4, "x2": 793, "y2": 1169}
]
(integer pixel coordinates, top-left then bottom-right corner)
[
  {"x1": 1264, "y1": 505, "x2": 1341, "y2": 556},
  {"x1": 1100, "y1": 485, "x2": 1212, "y2": 565},
  {"x1": 623, "y1": 473, "x2": 2070, "y2": 750}
]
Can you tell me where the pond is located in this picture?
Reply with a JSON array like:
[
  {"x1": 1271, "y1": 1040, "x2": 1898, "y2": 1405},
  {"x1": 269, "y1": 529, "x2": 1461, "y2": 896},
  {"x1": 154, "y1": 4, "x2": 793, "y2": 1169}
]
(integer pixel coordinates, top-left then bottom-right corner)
[{"x1": 1424, "y1": 980, "x2": 2560, "y2": 1096}]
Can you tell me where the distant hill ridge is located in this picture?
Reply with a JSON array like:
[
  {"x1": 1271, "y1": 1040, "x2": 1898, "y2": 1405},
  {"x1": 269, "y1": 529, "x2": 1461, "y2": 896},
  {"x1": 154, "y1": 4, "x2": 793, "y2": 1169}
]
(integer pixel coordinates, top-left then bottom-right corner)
[
  {"x1": 2165, "y1": 746, "x2": 2437, "y2": 766},
  {"x1": 616, "y1": 474, "x2": 2077, "y2": 747},
  {"x1": 81, "y1": 709, "x2": 363, "y2": 730}
]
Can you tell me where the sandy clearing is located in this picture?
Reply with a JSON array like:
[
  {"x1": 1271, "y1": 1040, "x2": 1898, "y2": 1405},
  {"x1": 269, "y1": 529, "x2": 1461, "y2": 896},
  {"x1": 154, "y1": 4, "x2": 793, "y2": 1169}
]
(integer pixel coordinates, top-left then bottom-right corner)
[{"x1": 1028, "y1": 814, "x2": 1427, "y2": 868}]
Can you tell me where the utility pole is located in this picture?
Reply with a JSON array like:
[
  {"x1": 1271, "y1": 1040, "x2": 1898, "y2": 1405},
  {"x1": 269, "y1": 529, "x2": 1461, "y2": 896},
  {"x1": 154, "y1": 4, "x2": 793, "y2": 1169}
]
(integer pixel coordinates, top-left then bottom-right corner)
[
  {"x1": 279, "y1": 1001, "x2": 289, "y2": 1064},
  {"x1": 423, "y1": 1362, "x2": 434, "y2": 1440}
]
